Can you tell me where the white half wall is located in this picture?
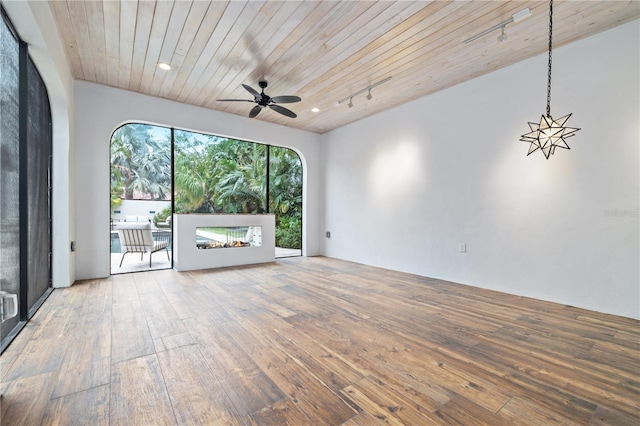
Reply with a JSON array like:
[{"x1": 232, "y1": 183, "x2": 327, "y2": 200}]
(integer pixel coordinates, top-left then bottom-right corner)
[
  {"x1": 173, "y1": 214, "x2": 275, "y2": 271},
  {"x1": 321, "y1": 21, "x2": 640, "y2": 319},
  {"x1": 3, "y1": 0, "x2": 76, "y2": 287},
  {"x1": 74, "y1": 81, "x2": 321, "y2": 280}
]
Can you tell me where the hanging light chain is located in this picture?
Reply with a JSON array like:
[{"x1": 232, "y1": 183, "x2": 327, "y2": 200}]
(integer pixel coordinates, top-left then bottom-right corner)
[
  {"x1": 520, "y1": 0, "x2": 579, "y2": 159},
  {"x1": 546, "y1": 0, "x2": 553, "y2": 117}
]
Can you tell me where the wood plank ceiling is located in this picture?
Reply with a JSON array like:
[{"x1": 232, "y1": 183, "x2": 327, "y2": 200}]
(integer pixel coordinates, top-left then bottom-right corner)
[{"x1": 49, "y1": 1, "x2": 639, "y2": 134}]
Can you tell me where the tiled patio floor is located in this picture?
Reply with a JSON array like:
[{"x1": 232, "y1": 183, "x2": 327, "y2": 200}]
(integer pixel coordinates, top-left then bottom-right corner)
[{"x1": 110, "y1": 247, "x2": 301, "y2": 275}]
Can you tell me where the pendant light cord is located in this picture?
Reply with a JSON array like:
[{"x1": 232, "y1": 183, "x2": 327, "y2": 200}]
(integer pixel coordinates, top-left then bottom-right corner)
[{"x1": 546, "y1": 0, "x2": 553, "y2": 117}]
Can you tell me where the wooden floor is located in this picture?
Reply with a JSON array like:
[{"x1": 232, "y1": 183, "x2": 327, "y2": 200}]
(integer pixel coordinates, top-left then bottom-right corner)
[{"x1": 1, "y1": 257, "x2": 638, "y2": 425}]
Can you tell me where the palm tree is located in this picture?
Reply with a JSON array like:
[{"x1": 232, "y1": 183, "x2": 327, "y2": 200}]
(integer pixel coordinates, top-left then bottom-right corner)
[
  {"x1": 173, "y1": 131, "x2": 223, "y2": 212},
  {"x1": 110, "y1": 124, "x2": 171, "y2": 200},
  {"x1": 269, "y1": 146, "x2": 302, "y2": 249},
  {"x1": 269, "y1": 146, "x2": 302, "y2": 215},
  {"x1": 215, "y1": 143, "x2": 267, "y2": 213},
  {"x1": 172, "y1": 133, "x2": 302, "y2": 248}
]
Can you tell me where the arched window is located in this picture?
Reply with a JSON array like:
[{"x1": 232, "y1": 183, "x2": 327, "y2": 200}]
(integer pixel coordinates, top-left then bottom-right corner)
[{"x1": 109, "y1": 124, "x2": 302, "y2": 273}]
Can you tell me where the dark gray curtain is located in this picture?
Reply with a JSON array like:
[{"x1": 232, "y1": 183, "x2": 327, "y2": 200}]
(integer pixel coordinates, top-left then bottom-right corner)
[
  {"x1": 26, "y1": 57, "x2": 52, "y2": 314},
  {"x1": 1, "y1": 9, "x2": 52, "y2": 349},
  {"x1": 0, "y1": 10, "x2": 21, "y2": 343}
]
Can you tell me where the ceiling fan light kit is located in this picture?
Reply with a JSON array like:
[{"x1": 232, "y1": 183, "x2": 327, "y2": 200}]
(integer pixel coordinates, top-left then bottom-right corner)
[
  {"x1": 520, "y1": 0, "x2": 580, "y2": 159},
  {"x1": 217, "y1": 80, "x2": 301, "y2": 119}
]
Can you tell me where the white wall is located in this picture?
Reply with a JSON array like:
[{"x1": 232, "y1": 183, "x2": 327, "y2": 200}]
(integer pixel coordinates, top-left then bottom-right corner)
[
  {"x1": 74, "y1": 81, "x2": 321, "y2": 279},
  {"x1": 3, "y1": 0, "x2": 76, "y2": 287},
  {"x1": 113, "y1": 200, "x2": 172, "y2": 223},
  {"x1": 321, "y1": 21, "x2": 640, "y2": 319}
]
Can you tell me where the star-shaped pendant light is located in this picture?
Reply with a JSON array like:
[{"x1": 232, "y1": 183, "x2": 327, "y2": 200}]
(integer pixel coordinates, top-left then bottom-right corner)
[
  {"x1": 521, "y1": 113, "x2": 579, "y2": 159},
  {"x1": 520, "y1": 0, "x2": 579, "y2": 159}
]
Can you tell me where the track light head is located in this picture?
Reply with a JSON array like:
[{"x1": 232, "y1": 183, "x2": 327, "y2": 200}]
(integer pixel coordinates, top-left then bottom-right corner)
[
  {"x1": 334, "y1": 77, "x2": 391, "y2": 108},
  {"x1": 498, "y1": 25, "x2": 507, "y2": 43},
  {"x1": 463, "y1": 8, "x2": 531, "y2": 44}
]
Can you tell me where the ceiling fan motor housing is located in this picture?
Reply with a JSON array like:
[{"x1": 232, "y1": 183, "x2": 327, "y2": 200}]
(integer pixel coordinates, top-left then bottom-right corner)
[
  {"x1": 217, "y1": 81, "x2": 300, "y2": 118},
  {"x1": 257, "y1": 81, "x2": 270, "y2": 105}
]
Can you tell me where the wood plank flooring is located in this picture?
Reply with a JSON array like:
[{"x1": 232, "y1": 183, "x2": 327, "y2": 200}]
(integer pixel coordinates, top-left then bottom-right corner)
[{"x1": 1, "y1": 256, "x2": 638, "y2": 425}]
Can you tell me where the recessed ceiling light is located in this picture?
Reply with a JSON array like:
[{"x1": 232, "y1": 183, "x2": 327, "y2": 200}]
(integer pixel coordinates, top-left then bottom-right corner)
[
  {"x1": 311, "y1": 107, "x2": 320, "y2": 113},
  {"x1": 157, "y1": 62, "x2": 172, "y2": 70}
]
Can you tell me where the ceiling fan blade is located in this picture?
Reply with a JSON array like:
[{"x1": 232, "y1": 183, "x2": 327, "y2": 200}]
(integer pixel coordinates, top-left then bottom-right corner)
[
  {"x1": 217, "y1": 99, "x2": 254, "y2": 102},
  {"x1": 269, "y1": 104, "x2": 297, "y2": 118},
  {"x1": 270, "y1": 95, "x2": 301, "y2": 104},
  {"x1": 242, "y1": 84, "x2": 261, "y2": 98},
  {"x1": 249, "y1": 105, "x2": 263, "y2": 118}
]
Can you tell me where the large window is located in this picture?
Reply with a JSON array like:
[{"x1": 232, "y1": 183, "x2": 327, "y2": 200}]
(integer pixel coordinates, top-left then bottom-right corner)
[
  {"x1": 1, "y1": 7, "x2": 53, "y2": 352},
  {"x1": 173, "y1": 129, "x2": 302, "y2": 253},
  {"x1": 174, "y1": 131, "x2": 267, "y2": 214},
  {"x1": 109, "y1": 124, "x2": 302, "y2": 269}
]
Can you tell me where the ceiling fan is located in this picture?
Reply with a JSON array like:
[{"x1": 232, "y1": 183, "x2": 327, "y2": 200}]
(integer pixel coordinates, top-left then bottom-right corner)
[{"x1": 217, "y1": 81, "x2": 301, "y2": 118}]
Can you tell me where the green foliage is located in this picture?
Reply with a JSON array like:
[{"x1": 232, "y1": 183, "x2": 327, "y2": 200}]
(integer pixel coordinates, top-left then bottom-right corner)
[
  {"x1": 173, "y1": 133, "x2": 268, "y2": 214},
  {"x1": 153, "y1": 206, "x2": 172, "y2": 226},
  {"x1": 269, "y1": 146, "x2": 302, "y2": 217},
  {"x1": 275, "y1": 215, "x2": 302, "y2": 249},
  {"x1": 110, "y1": 124, "x2": 171, "y2": 200},
  {"x1": 110, "y1": 182, "x2": 123, "y2": 215}
]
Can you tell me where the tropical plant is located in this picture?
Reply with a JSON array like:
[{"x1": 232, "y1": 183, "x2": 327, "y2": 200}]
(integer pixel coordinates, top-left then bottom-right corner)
[
  {"x1": 269, "y1": 146, "x2": 302, "y2": 216},
  {"x1": 275, "y1": 214, "x2": 302, "y2": 249},
  {"x1": 215, "y1": 143, "x2": 267, "y2": 213},
  {"x1": 110, "y1": 124, "x2": 171, "y2": 200},
  {"x1": 173, "y1": 131, "x2": 222, "y2": 212},
  {"x1": 110, "y1": 184, "x2": 123, "y2": 215},
  {"x1": 153, "y1": 206, "x2": 172, "y2": 226},
  {"x1": 131, "y1": 127, "x2": 303, "y2": 249}
]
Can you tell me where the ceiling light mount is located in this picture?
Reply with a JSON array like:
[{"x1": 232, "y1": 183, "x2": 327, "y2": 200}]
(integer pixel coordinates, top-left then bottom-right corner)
[
  {"x1": 334, "y1": 77, "x2": 392, "y2": 108},
  {"x1": 520, "y1": 0, "x2": 579, "y2": 159},
  {"x1": 463, "y1": 8, "x2": 531, "y2": 44}
]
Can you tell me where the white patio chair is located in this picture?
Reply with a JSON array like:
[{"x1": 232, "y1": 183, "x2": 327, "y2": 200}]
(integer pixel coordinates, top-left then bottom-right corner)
[{"x1": 116, "y1": 222, "x2": 170, "y2": 267}]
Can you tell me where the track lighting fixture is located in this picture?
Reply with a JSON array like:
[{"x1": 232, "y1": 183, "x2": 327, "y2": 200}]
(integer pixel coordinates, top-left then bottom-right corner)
[
  {"x1": 463, "y1": 8, "x2": 531, "y2": 44},
  {"x1": 497, "y1": 25, "x2": 507, "y2": 43},
  {"x1": 520, "y1": 0, "x2": 579, "y2": 159},
  {"x1": 334, "y1": 76, "x2": 392, "y2": 108}
]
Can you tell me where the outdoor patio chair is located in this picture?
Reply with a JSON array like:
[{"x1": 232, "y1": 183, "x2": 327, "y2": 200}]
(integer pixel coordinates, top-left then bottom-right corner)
[{"x1": 116, "y1": 222, "x2": 170, "y2": 267}]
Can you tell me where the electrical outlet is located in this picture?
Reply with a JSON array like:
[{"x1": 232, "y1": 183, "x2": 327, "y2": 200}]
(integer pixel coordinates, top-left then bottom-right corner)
[{"x1": 459, "y1": 243, "x2": 466, "y2": 253}]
